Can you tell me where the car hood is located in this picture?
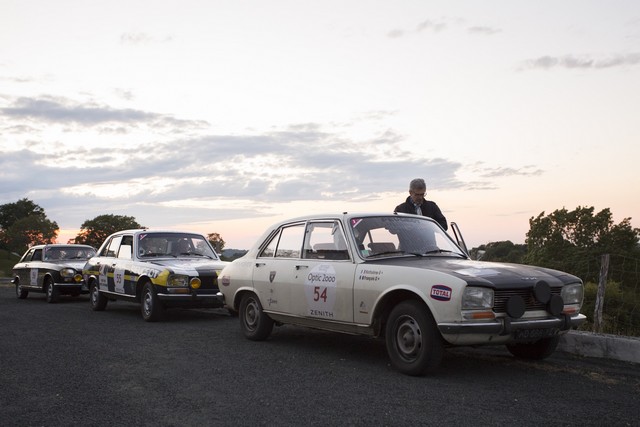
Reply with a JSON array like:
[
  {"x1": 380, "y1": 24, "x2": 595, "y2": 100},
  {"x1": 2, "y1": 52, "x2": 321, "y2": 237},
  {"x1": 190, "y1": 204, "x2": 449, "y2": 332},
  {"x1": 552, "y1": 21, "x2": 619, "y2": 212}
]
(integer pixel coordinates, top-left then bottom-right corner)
[
  {"x1": 365, "y1": 257, "x2": 581, "y2": 289},
  {"x1": 145, "y1": 258, "x2": 226, "y2": 271},
  {"x1": 56, "y1": 260, "x2": 88, "y2": 270}
]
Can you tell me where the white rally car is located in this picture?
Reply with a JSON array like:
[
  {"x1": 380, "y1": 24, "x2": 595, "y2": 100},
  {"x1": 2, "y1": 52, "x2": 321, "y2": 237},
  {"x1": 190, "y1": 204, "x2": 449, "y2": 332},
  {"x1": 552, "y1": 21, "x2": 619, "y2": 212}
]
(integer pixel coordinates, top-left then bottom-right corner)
[{"x1": 219, "y1": 213, "x2": 586, "y2": 375}]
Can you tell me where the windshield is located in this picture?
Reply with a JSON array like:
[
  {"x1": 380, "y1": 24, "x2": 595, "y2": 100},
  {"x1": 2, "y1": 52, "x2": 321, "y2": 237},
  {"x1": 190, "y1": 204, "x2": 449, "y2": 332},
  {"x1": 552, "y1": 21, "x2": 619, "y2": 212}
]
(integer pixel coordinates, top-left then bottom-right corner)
[
  {"x1": 44, "y1": 246, "x2": 96, "y2": 261},
  {"x1": 348, "y1": 216, "x2": 466, "y2": 259},
  {"x1": 137, "y1": 233, "x2": 219, "y2": 259}
]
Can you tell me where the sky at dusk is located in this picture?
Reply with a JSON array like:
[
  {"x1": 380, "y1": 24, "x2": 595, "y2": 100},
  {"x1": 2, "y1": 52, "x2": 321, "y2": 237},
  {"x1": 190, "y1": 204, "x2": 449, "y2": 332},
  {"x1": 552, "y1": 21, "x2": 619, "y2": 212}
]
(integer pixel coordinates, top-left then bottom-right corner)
[{"x1": 1, "y1": 0, "x2": 639, "y2": 250}]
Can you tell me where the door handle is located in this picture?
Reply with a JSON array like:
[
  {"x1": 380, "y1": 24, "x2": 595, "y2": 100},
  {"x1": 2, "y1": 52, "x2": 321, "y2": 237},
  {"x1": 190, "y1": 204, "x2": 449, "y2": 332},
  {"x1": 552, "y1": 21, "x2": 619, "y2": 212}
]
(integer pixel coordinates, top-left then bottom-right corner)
[
  {"x1": 295, "y1": 265, "x2": 309, "y2": 270},
  {"x1": 255, "y1": 262, "x2": 266, "y2": 267}
]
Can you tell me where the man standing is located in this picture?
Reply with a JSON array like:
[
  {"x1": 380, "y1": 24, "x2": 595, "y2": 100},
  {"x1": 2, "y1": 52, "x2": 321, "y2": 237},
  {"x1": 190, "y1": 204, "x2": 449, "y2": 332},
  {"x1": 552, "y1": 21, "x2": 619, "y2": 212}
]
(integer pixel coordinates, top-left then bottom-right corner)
[{"x1": 394, "y1": 178, "x2": 448, "y2": 230}]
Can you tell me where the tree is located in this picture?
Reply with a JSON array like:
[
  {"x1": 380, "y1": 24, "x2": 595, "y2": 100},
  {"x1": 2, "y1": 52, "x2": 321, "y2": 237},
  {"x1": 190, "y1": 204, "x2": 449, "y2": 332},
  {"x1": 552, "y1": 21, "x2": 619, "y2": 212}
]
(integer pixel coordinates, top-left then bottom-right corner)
[
  {"x1": 0, "y1": 198, "x2": 46, "y2": 230},
  {"x1": 207, "y1": 232, "x2": 225, "y2": 253},
  {"x1": 0, "y1": 198, "x2": 58, "y2": 253},
  {"x1": 470, "y1": 241, "x2": 526, "y2": 263},
  {"x1": 524, "y1": 206, "x2": 640, "y2": 283},
  {"x1": 74, "y1": 214, "x2": 144, "y2": 248}
]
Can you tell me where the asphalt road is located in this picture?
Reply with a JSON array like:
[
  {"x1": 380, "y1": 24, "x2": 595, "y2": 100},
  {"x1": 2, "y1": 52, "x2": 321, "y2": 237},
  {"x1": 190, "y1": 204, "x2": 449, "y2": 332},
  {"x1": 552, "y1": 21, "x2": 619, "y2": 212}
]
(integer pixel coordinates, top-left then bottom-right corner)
[{"x1": 1, "y1": 285, "x2": 639, "y2": 427}]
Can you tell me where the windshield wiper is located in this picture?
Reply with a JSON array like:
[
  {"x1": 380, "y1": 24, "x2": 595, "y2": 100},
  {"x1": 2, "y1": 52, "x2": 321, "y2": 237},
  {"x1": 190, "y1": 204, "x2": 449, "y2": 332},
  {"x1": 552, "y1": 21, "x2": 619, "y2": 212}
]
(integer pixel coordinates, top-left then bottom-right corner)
[
  {"x1": 367, "y1": 250, "x2": 405, "y2": 258},
  {"x1": 424, "y1": 249, "x2": 466, "y2": 258},
  {"x1": 141, "y1": 252, "x2": 165, "y2": 257}
]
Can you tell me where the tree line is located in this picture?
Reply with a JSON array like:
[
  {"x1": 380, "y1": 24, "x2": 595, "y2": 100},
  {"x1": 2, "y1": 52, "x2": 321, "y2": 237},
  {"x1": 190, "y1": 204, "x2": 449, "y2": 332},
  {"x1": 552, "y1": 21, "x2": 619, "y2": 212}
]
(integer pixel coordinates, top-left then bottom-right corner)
[{"x1": 0, "y1": 198, "x2": 226, "y2": 255}]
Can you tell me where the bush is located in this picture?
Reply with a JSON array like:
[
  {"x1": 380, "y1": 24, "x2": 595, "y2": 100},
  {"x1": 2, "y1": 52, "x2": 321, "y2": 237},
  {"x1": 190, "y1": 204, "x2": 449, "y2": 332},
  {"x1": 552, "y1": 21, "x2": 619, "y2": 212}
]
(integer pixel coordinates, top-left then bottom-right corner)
[{"x1": 581, "y1": 281, "x2": 640, "y2": 336}]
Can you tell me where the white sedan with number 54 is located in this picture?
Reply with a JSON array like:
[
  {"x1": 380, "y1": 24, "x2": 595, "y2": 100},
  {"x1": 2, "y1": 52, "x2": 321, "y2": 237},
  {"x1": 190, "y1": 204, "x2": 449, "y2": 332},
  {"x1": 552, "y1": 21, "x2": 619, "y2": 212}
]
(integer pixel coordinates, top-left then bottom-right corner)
[{"x1": 219, "y1": 213, "x2": 586, "y2": 375}]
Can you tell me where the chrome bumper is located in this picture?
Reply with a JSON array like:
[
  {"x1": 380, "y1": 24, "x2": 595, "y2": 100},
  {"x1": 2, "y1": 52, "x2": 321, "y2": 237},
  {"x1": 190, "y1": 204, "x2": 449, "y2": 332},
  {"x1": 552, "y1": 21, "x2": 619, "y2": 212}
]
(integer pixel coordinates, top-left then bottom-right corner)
[{"x1": 438, "y1": 313, "x2": 587, "y2": 336}]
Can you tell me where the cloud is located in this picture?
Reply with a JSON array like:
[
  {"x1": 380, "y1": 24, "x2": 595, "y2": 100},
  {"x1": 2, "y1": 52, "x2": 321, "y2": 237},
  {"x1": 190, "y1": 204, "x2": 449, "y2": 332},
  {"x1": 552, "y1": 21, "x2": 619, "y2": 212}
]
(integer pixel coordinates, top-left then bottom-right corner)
[
  {"x1": 388, "y1": 18, "x2": 500, "y2": 39},
  {"x1": 519, "y1": 53, "x2": 640, "y2": 70},
  {"x1": 0, "y1": 96, "x2": 208, "y2": 129},
  {"x1": 475, "y1": 165, "x2": 543, "y2": 178},
  {"x1": 416, "y1": 20, "x2": 447, "y2": 33},
  {"x1": 387, "y1": 19, "x2": 447, "y2": 38},
  {"x1": 0, "y1": 95, "x2": 539, "y2": 233}
]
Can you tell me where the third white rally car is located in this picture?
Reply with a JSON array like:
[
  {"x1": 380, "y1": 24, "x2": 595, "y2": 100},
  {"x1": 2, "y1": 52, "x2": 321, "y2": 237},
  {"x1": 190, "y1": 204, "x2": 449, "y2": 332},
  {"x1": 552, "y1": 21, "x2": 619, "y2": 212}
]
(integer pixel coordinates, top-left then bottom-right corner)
[{"x1": 219, "y1": 213, "x2": 586, "y2": 375}]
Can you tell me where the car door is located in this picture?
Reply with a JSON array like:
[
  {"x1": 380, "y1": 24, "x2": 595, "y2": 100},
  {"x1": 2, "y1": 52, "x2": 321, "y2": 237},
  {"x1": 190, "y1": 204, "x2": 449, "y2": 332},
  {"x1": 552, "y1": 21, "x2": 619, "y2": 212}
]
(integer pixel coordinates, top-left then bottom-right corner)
[
  {"x1": 253, "y1": 220, "x2": 356, "y2": 323},
  {"x1": 291, "y1": 220, "x2": 355, "y2": 323},
  {"x1": 113, "y1": 235, "x2": 135, "y2": 295},
  {"x1": 252, "y1": 223, "x2": 306, "y2": 315},
  {"x1": 15, "y1": 248, "x2": 35, "y2": 288},
  {"x1": 97, "y1": 235, "x2": 121, "y2": 293}
]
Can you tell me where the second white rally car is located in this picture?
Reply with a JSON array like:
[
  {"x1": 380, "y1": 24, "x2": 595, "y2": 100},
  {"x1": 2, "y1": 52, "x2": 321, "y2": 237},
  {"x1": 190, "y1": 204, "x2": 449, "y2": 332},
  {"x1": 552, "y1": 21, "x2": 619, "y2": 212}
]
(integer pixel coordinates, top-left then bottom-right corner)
[{"x1": 219, "y1": 213, "x2": 586, "y2": 375}]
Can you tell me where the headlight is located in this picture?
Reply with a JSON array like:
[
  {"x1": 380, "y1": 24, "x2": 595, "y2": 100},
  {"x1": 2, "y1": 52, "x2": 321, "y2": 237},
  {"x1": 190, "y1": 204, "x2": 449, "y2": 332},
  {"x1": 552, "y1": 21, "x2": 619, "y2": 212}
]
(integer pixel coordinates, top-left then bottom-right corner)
[
  {"x1": 60, "y1": 268, "x2": 76, "y2": 278},
  {"x1": 168, "y1": 275, "x2": 189, "y2": 287},
  {"x1": 561, "y1": 283, "x2": 584, "y2": 306},
  {"x1": 462, "y1": 287, "x2": 493, "y2": 310}
]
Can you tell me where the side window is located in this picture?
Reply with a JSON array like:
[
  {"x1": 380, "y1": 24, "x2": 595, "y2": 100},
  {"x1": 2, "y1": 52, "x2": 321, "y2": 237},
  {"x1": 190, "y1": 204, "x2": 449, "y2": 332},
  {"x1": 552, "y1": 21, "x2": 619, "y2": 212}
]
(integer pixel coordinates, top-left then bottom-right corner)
[
  {"x1": 275, "y1": 224, "x2": 305, "y2": 258},
  {"x1": 32, "y1": 249, "x2": 43, "y2": 261},
  {"x1": 105, "y1": 236, "x2": 122, "y2": 258},
  {"x1": 20, "y1": 249, "x2": 35, "y2": 263},
  {"x1": 258, "y1": 224, "x2": 305, "y2": 259},
  {"x1": 259, "y1": 231, "x2": 278, "y2": 258},
  {"x1": 304, "y1": 221, "x2": 349, "y2": 260},
  {"x1": 117, "y1": 235, "x2": 133, "y2": 259}
]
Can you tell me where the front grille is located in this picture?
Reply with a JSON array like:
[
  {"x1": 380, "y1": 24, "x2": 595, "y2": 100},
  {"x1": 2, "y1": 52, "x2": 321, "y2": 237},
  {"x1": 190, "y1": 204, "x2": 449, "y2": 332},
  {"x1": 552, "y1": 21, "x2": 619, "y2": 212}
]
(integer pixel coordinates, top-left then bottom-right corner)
[
  {"x1": 493, "y1": 287, "x2": 562, "y2": 314},
  {"x1": 196, "y1": 273, "x2": 219, "y2": 290}
]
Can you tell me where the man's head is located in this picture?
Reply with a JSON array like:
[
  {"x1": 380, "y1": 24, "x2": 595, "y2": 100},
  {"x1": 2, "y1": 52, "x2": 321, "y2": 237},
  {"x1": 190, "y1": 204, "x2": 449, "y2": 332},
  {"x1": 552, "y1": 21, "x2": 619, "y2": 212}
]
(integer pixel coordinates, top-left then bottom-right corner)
[{"x1": 408, "y1": 178, "x2": 427, "y2": 205}]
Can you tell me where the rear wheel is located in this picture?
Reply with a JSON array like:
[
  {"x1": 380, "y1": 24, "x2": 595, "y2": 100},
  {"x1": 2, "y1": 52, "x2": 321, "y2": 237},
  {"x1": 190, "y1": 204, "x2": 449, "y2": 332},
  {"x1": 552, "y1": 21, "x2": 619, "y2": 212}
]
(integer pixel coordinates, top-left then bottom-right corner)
[
  {"x1": 15, "y1": 281, "x2": 28, "y2": 299},
  {"x1": 45, "y1": 278, "x2": 59, "y2": 303},
  {"x1": 506, "y1": 336, "x2": 560, "y2": 360},
  {"x1": 385, "y1": 300, "x2": 444, "y2": 376},
  {"x1": 239, "y1": 293, "x2": 273, "y2": 341},
  {"x1": 141, "y1": 282, "x2": 164, "y2": 322},
  {"x1": 89, "y1": 281, "x2": 108, "y2": 311}
]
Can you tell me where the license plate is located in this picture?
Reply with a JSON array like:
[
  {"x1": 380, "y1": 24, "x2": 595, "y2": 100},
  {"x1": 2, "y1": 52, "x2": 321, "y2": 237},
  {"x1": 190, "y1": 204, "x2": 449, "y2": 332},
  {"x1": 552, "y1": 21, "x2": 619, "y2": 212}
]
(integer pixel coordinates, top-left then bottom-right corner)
[{"x1": 514, "y1": 328, "x2": 559, "y2": 340}]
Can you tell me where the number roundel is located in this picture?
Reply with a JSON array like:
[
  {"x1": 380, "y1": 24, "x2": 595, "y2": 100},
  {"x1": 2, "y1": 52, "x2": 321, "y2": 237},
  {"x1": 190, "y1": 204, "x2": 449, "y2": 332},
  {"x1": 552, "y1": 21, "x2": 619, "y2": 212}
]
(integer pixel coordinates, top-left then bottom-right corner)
[{"x1": 304, "y1": 263, "x2": 337, "y2": 318}]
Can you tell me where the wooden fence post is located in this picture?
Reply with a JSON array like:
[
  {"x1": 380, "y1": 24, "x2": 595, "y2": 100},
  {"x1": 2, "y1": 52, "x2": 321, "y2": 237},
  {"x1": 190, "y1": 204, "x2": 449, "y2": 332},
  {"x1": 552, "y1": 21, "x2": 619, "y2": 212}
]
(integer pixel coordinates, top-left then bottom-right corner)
[{"x1": 593, "y1": 253, "x2": 610, "y2": 333}]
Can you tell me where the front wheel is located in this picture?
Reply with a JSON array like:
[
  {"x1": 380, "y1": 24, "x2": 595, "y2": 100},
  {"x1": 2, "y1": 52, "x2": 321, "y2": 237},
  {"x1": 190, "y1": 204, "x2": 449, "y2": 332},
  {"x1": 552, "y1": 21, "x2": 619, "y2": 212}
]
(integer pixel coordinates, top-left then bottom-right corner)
[
  {"x1": 506, "y1": 336, "x2": 560, "y2": 360},
  {"x1": 89, "y1": 281, "x2": 108, "y2": 311},
  {"x1": 385, "y1": 300, "x2": 444, "y2": 376},
  {"x1": 45, "y1": 279, "x2": 59, "y2": 303},
  {"x1": 15, "y1": 281, "x2": 28, "y2": 299},
  {"x1": 239, "y1": 293, "x2": 273, "y2": 341},
  {"x1": 141, "y1": 282, "x2": 164, "y2": 322}
]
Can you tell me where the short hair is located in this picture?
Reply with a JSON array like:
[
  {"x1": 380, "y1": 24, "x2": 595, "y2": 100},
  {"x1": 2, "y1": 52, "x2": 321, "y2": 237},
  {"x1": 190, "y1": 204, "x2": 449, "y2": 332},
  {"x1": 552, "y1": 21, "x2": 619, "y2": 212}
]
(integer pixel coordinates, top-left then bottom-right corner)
[{"x1": 409, "y1": 178, "x2": 426, "y2": 191}]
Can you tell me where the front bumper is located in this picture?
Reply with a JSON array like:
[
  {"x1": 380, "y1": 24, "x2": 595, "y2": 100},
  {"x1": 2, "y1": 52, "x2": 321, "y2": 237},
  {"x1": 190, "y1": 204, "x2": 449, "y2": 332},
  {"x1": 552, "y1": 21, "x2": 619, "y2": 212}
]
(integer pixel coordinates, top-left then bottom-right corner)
[
  {"x1": 438, "y1": 314, "x2": 587, "y2": 344},
  {"x1": 156, "y1": 290, "x2": 225, "y2": 308}
]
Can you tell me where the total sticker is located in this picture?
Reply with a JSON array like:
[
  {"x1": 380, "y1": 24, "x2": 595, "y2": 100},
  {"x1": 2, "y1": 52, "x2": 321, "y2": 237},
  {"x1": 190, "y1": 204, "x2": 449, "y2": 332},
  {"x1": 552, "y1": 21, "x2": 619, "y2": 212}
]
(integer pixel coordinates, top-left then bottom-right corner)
[
  {"x1": 304, "y1": 264, "x2": 337, "y2": 318},
  {"x1": 30, "y1": 269, "x2": 39, "y2": 286}
]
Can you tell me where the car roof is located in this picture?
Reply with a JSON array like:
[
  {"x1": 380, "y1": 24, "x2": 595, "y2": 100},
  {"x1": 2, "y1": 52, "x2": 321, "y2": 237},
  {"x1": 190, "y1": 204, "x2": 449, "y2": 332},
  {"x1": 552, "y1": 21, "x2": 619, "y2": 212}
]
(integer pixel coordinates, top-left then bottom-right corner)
[
  {"x1": 28, "y1": 243, "x2": 95, "y2": 250},
  {"x1": 109, "y1": 229, "x2": 207, "y2": 237},
  {"x1": 266, "y1": 212, "x2": 434, "y2": 227}
]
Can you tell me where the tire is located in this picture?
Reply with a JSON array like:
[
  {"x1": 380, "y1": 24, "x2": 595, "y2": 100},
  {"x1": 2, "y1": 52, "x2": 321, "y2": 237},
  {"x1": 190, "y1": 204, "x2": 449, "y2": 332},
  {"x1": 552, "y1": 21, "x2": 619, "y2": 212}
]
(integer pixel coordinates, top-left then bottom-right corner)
[
  {"x1": 385, "y1": 300, "x2": 444, "y2": 376},
  {"x1": 15, "y1": 281, "x2": 28, "y2": 299},
  {"x1": 239, "y1": 293, "x2": 273, "y2": 341},
  {"x1": 45, "y1": 278, "x2": 59, "y2": 303},
  {"x1": 89, "y1": 281, "x2": 108, "y2": 311},
  {"x1": 506, "y1": 336, "x2": 560, "y2": 360},
  {"x1": 141, "y1": 282, "x2": 164, "y2": 322}
]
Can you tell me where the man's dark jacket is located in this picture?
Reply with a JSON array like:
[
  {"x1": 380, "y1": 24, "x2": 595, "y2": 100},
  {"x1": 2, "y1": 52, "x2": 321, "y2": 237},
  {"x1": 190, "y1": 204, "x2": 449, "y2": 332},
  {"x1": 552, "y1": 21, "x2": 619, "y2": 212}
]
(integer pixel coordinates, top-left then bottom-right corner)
[{"x1": 394, "y1": 196, "x2": 448, "y2": 230}]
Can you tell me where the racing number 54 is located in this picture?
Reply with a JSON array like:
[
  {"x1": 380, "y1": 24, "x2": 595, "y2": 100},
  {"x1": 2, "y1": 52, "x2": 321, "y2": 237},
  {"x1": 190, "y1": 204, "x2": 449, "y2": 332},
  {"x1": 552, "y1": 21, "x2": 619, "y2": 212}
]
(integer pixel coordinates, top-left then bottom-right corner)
[{"x1": 313, "y1": 286, "x2": 327, "y2": 302}]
